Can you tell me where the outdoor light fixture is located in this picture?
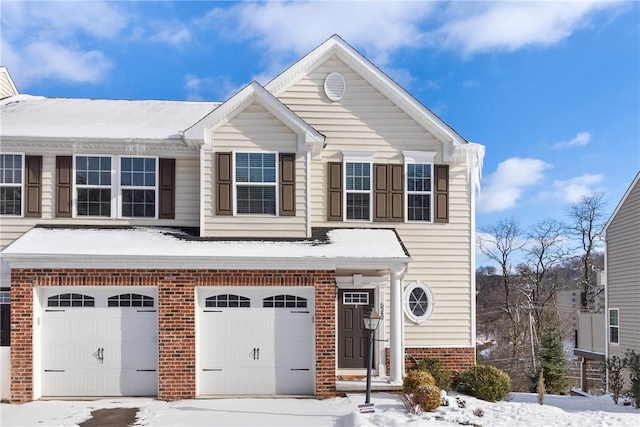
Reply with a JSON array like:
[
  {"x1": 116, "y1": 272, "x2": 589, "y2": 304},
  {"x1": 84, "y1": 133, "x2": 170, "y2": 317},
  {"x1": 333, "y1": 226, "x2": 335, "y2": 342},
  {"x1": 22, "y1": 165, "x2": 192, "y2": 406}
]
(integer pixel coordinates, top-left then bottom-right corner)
[{"x1": 359, "y1": 309, "x2": 381, "y2": 413}]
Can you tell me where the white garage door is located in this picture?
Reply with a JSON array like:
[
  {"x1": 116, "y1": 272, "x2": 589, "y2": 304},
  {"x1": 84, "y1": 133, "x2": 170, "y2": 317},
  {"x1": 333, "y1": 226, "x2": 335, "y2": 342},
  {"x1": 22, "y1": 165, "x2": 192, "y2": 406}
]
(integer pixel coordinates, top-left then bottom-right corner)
[
  {"x1": 198, "y1": 287, "x2": 314, "y2": 395},
  {"x1": 41, "y1": 287, "x2": 157, "y2": 397}
]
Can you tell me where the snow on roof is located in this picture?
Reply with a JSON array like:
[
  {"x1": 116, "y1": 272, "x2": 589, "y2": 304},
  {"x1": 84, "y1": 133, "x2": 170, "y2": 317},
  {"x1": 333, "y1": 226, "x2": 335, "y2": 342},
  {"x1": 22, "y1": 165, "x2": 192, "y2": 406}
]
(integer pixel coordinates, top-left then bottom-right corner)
[
  {"x1": 1, "y1": 227, "x2": 410, "y2": 268},
  {"x1": 0, "y1": 96, "x2": 219, "y2": 141}
]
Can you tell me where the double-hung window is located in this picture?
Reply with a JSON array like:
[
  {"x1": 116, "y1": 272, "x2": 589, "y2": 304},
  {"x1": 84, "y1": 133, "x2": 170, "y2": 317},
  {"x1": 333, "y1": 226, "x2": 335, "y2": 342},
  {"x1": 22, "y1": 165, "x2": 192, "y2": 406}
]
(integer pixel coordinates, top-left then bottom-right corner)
[
  {"x1": 120, "y1": 157, "x2": 157, "y2": 218},
  {"x1": 406, "y1": 163, "x2": 432, "y2": 221},
  {"x1": 0, "y1": 154, "x2": 23, "y2": 216},
  {"x1": 345, "y1": 161, "x2": 371, "y2": 221},
  {"x1": 72, "y1": 155, "x2": 158, "y2": 218},
  {"x1": 609, "y1": 308, "x2": 619, "y2": 344},
  {"x1": 404, "y1": 151, "x2": 436, "y2": 222},
  {"x1": 235, "y1": 152, "x2": 277, "y2": 215},
  {"x1": 75, "y1": 156, "x2": 112, "y2": 217}
]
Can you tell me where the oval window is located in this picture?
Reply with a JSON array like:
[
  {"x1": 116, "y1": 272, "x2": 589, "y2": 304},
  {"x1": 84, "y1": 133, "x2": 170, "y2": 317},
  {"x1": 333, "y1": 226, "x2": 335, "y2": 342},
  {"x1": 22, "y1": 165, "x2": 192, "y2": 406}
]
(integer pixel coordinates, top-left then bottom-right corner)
[{"x1": 404, "y1": 281, "x2": 434, "y2": 324}]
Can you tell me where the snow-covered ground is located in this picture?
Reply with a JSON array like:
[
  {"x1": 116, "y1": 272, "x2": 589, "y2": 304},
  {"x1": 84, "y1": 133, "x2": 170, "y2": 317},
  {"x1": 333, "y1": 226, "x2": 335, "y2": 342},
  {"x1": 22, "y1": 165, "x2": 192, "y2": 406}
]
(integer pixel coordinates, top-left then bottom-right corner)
[{"x1": 1, "y1": 392, "x2": 638, "y2": 427}]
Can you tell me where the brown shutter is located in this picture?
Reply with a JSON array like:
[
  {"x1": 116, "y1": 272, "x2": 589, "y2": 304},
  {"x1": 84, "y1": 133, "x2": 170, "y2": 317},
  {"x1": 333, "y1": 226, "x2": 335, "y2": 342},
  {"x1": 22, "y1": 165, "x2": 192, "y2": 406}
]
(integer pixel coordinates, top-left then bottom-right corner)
[
  {"x1": 24, "y1": 155, "x2": 42, "y2": 218},
  {"x1": 215, "y1": 152, "x2": 232, "y2": 216},
  {"x1": 279, "y1": 153, "x2": 296, "y2": 216},
  {"x1": 389, "y1": 164, "x2": 404, "y2": 221},
  {"x1": 373, "y1": 164, "x2": 388, "y2": 222},
  {"x1": 327, "y1": 162, "x2": 343, "y2": 221},
  {"x1": 159, "y1": 158, "x2": 176, "y2": 219},
  {"x1": 434, "y1": 164, "x2": 449, "y2": 223},
  {"x1": 373, "y1": 164, "x2": 404, "y2": 222},
  {"x1": 56, "y1": 156, "x2": 72, "y2": 218}
]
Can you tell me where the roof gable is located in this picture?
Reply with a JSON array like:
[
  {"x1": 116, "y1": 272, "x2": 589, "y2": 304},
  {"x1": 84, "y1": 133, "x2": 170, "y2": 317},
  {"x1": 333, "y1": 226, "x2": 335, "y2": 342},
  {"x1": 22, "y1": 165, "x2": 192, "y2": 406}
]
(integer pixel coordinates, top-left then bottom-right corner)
[
  {"x1": 604, "y1": 171, "x2": 640, "y2": 233},
  {"x1": 264, "y1": 35, "x2": 468, "y2": 148},
  {"x1": 0, "y1": 66, "x2": 19, "y2": 100},
  {"x1": 183, "y1": 81, "x2": 325, "y2": 153}
]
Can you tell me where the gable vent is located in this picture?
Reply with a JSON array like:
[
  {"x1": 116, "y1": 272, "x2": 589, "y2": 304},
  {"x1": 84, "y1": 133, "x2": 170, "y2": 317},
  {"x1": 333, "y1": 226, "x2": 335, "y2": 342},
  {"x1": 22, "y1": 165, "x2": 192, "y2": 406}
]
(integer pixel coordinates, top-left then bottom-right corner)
[{"x1": 324, "y1": 72, "x2": 346, "y2": 101}]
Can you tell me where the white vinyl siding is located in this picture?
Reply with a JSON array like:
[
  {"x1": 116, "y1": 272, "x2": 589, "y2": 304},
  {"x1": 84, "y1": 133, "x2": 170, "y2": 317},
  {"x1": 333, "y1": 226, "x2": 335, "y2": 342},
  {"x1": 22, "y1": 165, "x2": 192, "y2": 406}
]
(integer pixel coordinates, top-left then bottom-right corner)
[
  {"x1": 0, "y1": 154, "x2": 200, "y2": 252},
  {"x1": 606, "y1": 178, "x2": 640, "y2": 357},
  {"x1": 277, "y1": 57, "x2": 473, "y2": 347},
  {"x1": 202, "y1": 102, "x2": 307, "y2": 238}
]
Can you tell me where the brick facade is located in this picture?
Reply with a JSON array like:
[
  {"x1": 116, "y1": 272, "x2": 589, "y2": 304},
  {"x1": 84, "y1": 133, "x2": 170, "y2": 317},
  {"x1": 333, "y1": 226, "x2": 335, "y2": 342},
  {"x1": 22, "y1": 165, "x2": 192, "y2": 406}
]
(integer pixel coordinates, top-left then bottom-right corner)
[
  {"x1": 386, "y1": 347, "x2": 476, "y2": 377},
  {"x1": 10, "y1": 268, "x2": 336, "y2": 403}
]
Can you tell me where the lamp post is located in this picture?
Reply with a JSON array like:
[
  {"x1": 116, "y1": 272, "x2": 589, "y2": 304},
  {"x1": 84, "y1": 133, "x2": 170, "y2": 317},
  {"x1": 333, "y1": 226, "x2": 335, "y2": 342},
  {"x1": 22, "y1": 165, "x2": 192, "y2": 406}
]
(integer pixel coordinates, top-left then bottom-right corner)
[{"x1": 363, "y1": 309, "x2": 381, "y2": 406}]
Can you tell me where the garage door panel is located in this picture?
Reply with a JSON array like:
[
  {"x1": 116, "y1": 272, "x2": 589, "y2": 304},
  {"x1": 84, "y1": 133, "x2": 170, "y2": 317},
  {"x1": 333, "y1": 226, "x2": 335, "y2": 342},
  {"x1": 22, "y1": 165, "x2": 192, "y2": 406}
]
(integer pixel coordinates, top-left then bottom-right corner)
[
  {"x1": 198, "y1": 287, "x2": 314, "y2": 396},
  {"x1": 41, "y1": 287, "x2": 158, "y2": 397}
]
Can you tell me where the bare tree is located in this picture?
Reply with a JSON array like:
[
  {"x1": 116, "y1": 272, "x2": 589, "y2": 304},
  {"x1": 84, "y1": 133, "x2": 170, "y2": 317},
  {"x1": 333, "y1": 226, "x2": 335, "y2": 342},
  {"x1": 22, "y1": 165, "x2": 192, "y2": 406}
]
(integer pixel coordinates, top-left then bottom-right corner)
[
  {"x1": 518, "y1": 218, "x2": 570, "y2": 341},
  {"x1": 478, "y1": 217, "x2": 528, "y2": 357},
  {"x1": 566, "y1": 193, "x2": 607, "y2": 311}
]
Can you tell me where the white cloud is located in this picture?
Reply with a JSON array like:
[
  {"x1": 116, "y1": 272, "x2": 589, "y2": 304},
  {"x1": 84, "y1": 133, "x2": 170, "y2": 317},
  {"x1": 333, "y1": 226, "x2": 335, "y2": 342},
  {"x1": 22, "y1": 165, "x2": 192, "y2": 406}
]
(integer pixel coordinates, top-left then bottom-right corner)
[
  {"x1": 478, "y1": 158, "x2": 551, "y2": 213},
  {"x1": 553, "y1": 132, "x2": 592, "y2": 149},
  {"x1": 433, "y1": 1, "x2": 620, "y2": 56},
  {"x1": 185, "y1": 74, "x2": 241, "y2": 101},
  {"x1": 21, "y1": 42, "x2": 114, "y2": 84},
  {"x1": 149, "y1": 26, "x2": 192, "y2": 48},
  {"x1": 549, "y1": 173, "x2": 605, "y2": 203},
  {"x1": 1, "y1": 1, "x2": 125, "y2": 87},
  {"x1": 202, "y1": 1, "x2": 437, "y2": 65}
]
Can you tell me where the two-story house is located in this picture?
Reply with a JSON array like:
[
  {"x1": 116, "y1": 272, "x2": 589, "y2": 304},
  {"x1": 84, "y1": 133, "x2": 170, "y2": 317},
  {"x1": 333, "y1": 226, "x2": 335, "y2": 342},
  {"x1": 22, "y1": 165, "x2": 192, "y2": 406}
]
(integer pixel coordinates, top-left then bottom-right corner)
[
  {"x1": 0, "y1": 35, "x2": 484, "y2": 403},
  {"x1": 604, "y1": 172, "x2": 640, "y2": 390}
]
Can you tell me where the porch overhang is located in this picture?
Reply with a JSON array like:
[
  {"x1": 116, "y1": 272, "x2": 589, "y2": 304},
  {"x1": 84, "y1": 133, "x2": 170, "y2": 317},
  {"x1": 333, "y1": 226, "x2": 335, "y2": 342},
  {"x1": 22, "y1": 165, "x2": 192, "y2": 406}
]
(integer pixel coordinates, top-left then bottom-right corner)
[{"x1": 1, "y1": 226, "x2": 411, "y2": 271}]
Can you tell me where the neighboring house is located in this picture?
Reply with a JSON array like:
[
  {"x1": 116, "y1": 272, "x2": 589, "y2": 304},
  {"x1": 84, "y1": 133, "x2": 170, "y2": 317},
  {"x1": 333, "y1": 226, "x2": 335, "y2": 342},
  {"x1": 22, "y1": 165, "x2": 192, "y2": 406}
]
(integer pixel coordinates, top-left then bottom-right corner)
[
  {"x1": 604, "y1": 172, "x2": 640, "y2": 386},
  {"x1": 572, "y1": 278, "x2": 606, "y2": 393},
  {"x1": 0, "y1": 35, "x2": 484, "y2": 403}
]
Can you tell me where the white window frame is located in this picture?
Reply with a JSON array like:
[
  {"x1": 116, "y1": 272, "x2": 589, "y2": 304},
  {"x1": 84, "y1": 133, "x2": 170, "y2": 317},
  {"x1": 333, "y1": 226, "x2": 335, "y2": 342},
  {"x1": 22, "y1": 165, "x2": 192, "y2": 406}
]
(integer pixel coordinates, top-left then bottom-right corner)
[
  {"x1": 72, "y1": 154, "x2": 159, "y2": 219},
  {"x1": 609, "y1": 308, "x2": 620, "y2": 345},
  {"x1": 73, "y1": 154, "x2": 116, "y2": 218},
  {"x1": 232, "y1": 150, "x2": 279, "y2": 216},
  {"x1": 118, "y1": 156, "x2": 159, "y2": 219},
  {"x1": 404, "y1": 280, "x2": 435, "y2": 324},
  {"x1": 404, "y1": 151, "x2": 437, "y2": 223},
  {"x1": 343, "y1": 152, "x2": 374, "y2": 222},
  {"x1": 0, "y1": 153, "x2": 24, "y2": 217}
]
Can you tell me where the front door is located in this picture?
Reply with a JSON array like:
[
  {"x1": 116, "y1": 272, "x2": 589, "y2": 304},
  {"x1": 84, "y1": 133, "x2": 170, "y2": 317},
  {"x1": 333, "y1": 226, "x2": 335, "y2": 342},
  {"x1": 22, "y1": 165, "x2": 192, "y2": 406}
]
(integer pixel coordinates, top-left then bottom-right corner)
[{"x1": 337, "y1": 289, "x2": 374, "y2": 369}]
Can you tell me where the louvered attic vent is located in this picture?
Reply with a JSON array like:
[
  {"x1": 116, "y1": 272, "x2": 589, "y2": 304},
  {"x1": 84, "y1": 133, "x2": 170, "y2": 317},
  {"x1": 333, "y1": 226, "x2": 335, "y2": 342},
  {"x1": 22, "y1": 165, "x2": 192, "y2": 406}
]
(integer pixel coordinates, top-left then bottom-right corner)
[{"x1": 324, "y1": 72, "x2": 346, "y2": 101}]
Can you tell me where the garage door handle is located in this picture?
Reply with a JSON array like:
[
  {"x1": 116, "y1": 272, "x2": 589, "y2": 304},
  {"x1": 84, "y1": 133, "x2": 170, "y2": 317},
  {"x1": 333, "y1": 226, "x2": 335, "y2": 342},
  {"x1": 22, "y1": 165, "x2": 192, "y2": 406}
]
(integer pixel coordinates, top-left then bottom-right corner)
[
  {"x1": 290, "y1": 369, "x2": 310, "y2": 371},
  {"x1": 96, "y1": 347, "x2": 104, "y2": 363},
  {"x1": 136, "y1": 369, "x2": 157, "y2": 372},
  {"x1": 44, "y1": 370, "x2": 65, "y2": 372}
]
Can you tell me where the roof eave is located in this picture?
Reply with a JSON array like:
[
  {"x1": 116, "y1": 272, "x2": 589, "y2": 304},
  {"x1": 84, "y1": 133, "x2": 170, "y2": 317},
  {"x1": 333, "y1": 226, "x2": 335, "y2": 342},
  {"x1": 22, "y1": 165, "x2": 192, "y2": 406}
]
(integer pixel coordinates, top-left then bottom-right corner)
[{"x1": 2, "y1": 253, "x2": 411, "y2": 271}]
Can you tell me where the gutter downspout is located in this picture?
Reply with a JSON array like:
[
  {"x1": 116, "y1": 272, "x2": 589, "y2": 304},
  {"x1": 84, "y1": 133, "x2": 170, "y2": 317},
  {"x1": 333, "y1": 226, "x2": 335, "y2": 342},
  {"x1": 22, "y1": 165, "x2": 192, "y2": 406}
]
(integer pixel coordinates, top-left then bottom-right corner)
[
  {"x1": 604, "y1": 232, "x2": 609, "y2": 393},
  {"x1": 199, "y1": 144, "x2": 205, "y2": 237},
  {"x1": 470, "y1": 177, "x2": 477, "y2": 353},
  {"x1": 306, "y1": 150, "x2": 312, "y2": 238}
]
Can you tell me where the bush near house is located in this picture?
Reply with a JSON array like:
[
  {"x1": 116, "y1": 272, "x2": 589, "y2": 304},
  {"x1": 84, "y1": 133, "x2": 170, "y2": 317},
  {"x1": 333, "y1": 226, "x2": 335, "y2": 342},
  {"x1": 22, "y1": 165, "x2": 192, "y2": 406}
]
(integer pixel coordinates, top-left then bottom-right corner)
[
  {"x1": 403, "y1": 370, "x2": 436, "y2": 394},
  {"x1": 624, "y1": 350, "x2": 640, "y2": 408},
  {"x1": 408, "y1": 356, "x2": 453, "y2": 391},
  {"x1": 411, "y1": 384, "x2": 442, "y2": 412},
  {"x1": 603, "y1": 355, "x2": 626, "y2": 404},
  {"x1": 457, "y1": 364, "x2": 511, "y2": 402}
]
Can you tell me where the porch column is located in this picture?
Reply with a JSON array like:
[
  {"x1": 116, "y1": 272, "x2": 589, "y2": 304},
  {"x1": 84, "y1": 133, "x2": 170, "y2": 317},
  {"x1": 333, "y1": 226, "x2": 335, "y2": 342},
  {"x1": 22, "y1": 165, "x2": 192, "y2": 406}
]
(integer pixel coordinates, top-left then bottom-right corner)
[{"x1": 390, "y1": 268, "x2": 403, "y2": 383}]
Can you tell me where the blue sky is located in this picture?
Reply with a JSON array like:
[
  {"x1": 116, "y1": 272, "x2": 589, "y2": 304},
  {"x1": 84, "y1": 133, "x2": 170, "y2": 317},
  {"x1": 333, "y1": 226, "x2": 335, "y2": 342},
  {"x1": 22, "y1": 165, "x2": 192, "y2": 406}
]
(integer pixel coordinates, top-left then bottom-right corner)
[{"x1": 2, "y1": 1, "x2": 639, "y2": 266}]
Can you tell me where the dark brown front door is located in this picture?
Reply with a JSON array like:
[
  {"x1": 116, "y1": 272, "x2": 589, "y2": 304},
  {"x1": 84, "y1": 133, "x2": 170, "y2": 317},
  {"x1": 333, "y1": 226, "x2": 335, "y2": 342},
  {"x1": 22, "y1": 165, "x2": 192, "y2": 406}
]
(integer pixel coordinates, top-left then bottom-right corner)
[{"x1": 337, "y1": 289, "x2": 374, "y2": 369}]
